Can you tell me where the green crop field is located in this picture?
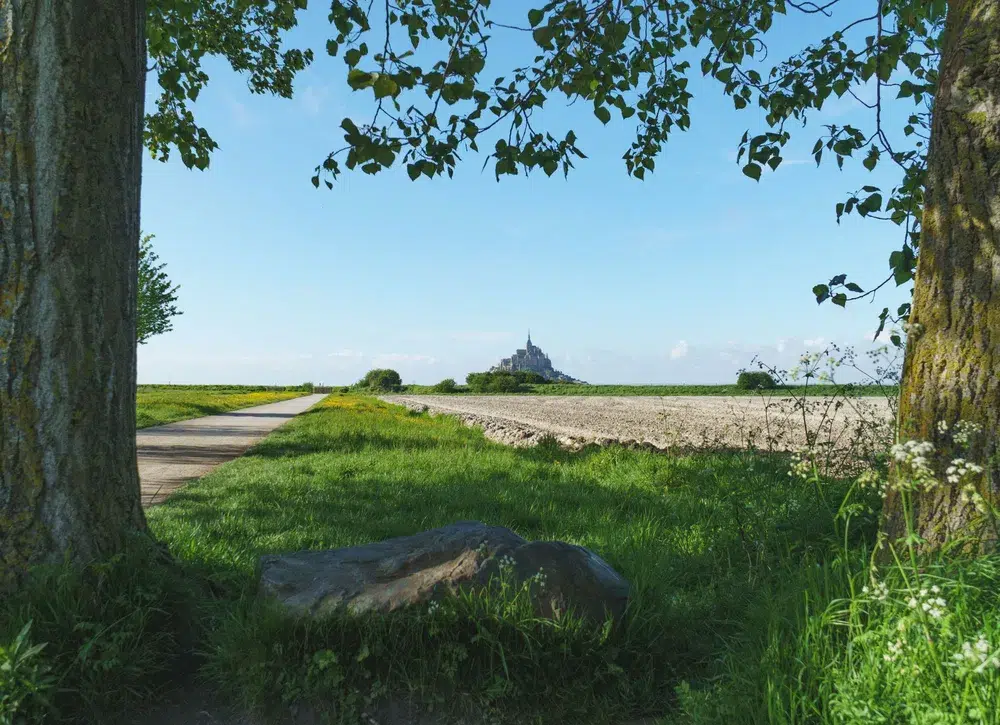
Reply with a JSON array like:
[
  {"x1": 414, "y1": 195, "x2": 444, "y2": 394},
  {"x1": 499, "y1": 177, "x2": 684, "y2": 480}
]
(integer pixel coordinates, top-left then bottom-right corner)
[{"x1": 136, "y1": 385, "x2": 309, "y2": 428}]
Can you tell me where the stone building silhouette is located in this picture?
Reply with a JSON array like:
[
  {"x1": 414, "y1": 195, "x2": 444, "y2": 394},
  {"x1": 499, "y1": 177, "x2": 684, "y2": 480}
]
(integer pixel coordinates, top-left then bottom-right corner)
[{"x1": 490, "y1": 332, "x2": 583, "y2": 383}]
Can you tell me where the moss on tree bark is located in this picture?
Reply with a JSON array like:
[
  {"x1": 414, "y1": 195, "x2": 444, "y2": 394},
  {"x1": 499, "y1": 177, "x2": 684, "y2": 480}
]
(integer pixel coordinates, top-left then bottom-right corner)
[
  {"x1": 0, "y1": 0, "x2": 147, "y2": 587},
  {"x1": 884, "y1": 0, "x2": 1000, "y2": 549}
]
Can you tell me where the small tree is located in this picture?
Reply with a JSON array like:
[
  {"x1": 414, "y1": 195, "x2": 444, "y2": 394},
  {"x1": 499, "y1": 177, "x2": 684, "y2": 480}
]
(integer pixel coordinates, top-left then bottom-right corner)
[
  {"x1": 736, "y1": 371, "x2": 777, "y2": 391},
  {"x1": 137, "y1": 234, "x2": 181, "y2": 345},
  {"x1": 361, "y1": 369, "x2": 402, "y2": 392},
  {"x1": 433, "y1": 378, "x2": 458, "y2": 393}
]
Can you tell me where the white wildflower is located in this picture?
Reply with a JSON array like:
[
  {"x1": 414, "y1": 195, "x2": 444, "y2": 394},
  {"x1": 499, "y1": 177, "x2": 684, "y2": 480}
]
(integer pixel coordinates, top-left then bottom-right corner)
[
  {"x1": 884, "y1": 638, "x2": 905, "y2": 662},
  {"x1": 953, "y1": 636, "x2": 1000, "y2": 674}
]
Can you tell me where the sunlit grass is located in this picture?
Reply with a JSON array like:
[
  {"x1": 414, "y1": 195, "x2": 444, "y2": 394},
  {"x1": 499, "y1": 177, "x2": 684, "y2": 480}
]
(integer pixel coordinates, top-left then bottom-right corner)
[
  {"x1": 146, "y1": 395, "x2": 853, "y2": 722},
  {"x1": 136, "y1": 387, "x2": 307, "y2": 429},
  {"x1": 7, "y1": 394, "x2": 998, "y2": 724}
]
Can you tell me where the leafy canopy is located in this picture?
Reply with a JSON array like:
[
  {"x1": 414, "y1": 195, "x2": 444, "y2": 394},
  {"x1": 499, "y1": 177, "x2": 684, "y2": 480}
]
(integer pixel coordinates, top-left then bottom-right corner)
[
  {"x1": 137, "y1": 234, "x2": 181, "y2": 345},
  {"x1": 150, "y1": 0, "x2": 946, "y2": 339}
]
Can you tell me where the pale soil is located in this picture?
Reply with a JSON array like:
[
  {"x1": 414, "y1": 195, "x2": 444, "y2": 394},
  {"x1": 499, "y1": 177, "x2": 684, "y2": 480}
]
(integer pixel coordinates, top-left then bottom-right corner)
[{"x1": 382, "y1": 394, "x2": 896, "y2": 457}]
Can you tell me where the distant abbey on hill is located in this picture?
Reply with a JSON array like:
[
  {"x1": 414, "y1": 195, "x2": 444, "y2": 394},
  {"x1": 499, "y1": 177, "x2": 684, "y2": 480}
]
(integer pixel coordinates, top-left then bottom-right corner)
[{"x1": 491, "y1": 333, "x2": 584, "y2": 384}]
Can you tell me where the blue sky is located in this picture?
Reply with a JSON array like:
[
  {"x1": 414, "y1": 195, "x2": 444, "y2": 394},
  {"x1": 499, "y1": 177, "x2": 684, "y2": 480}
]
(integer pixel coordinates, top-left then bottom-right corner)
[{"x1": 138, "y1": 4, "x2": 912, "y2": 386}]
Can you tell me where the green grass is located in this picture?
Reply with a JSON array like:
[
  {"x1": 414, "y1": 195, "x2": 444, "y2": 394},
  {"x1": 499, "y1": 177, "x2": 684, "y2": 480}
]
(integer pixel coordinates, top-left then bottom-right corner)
[
  {"x1": 5, "y1": 394, "x2": 998, "y2": 724},
  {"x1": 400, "y1": 383, "x2": 898, "y2": 397},
  {"x1": 141, "y1": 395, "x2": 862, "y2": 722},
  {"x1": 136, "y1": 386, "x2": 308, "y2": 429}
]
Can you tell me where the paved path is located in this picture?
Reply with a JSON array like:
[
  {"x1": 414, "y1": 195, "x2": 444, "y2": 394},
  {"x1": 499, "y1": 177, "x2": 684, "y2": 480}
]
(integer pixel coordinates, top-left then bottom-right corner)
[{"x1": 138, "y1": 393, "x2": 328, "y2": 507}]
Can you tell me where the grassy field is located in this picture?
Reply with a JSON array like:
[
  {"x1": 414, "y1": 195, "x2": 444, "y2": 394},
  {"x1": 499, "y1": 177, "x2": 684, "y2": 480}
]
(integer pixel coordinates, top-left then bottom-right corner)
[
  {"x1": 136, "y1": 385, "x2": 309, "y2": 429},
  {"x1": 146, "y1": 394, "x2": 846, "y2": 723},
  {"x1": 4, "y1": 394, "x2": 997, "y2": 724},
  {"x1": 400, "y1": 383, "x2": 899, "y2": 397}
]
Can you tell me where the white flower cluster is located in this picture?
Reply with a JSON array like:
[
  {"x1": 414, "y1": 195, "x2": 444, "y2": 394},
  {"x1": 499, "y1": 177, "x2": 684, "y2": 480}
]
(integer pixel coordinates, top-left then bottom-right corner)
[
  {"x1": 856, "y1": 470, "x2": 889, "y2": 498},
  {"x1": 530, "y1": 567, "x2": 549, "y2": 591},
  {"x1": 890, "y1": 440, "x2": 937, "y2": 490},
  {"x1": 427, "y1": 600, "x2": 442, "y2": 615},
  {"x1": 952, "y1": 420, "x2": 983, "y2": 448},
  {"x1": 906, "y1": 585, "x2": 947, "y2": 619},
  {"x1": 498, "y1": 554, "x2": 516, "y2": 570},
  {"x1": 946, "y1": 458, "x2": 984, "y2": 485},
  {"x1": 884, "y1": 638, "x2": 905, "y2": 662},
  {"x1": 788, "y1": 446, "x2": 816, "y2": 481},
  {"x1": 861, "y1": 579, "x2": 889, "y2": 602},
  {"x1": 953, "y1": 636, "x2": 1000, "y2": 674}
]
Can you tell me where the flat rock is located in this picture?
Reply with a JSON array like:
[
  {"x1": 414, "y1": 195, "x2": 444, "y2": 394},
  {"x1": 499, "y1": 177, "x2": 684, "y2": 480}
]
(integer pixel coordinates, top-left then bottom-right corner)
[{"x1": 258, "y1": 521, "x2": 629, "y2": 622}]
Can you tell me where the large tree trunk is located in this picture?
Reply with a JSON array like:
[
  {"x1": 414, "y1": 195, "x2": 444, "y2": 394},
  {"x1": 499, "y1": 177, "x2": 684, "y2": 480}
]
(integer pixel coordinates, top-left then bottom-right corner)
[
  {"x1": 0, "y1": 0, "x2": 147, "y2": 588},
  {"x1": 883, "y1": 0, "x2": 1000, "y2": 549}
]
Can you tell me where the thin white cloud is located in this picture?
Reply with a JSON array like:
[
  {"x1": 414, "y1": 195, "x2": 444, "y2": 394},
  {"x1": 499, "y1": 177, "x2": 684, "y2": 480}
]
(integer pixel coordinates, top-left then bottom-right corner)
[
  {"x1": 804, "y1": 337, "x2": 827, "y2": 348},
  {"x1": 375, "y1": 353, "x2": 438, "y2": 364},
  {"x1": 329, "y1": 349, "x2": 365, "y2": 358},
  {"x1": 776, "y1": 339, "x2": 787, "y2": 353},
  {"x1": 300, "y1": 85, "x2": 329, "y2": 115},
  {"x1": 670, "y1": 340, "x2": 689, "y2": 359},
  {"x1": 227, "y1": 97, "x2": 256, "y2": 128}
]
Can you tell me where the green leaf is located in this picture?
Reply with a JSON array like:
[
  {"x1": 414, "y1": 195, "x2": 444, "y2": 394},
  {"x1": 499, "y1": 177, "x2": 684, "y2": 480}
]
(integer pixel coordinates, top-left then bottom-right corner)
[
  {"x1": 594, "y1": 106, "x2": 611, "y2": 125},
  {"x1": 742, "y1": 163, "x2": 761, "y2": 181},
  {"x1": 347, "y1": 69, "x2": 375, "y2": 90},
  {"x1": 373, "y1": 74, "x2": 398, "y2": 99},
  {"x1": 528, "y1": 9, "x2": 544, "y2": 27},
  {"x1": 863, "y1": 147, "x2": 879, "y2": 171},
  {"x1": 345, "y1": 48, "x2": 363, "y2": 67},
  {"x1": 532, "y1": 25, "x2": 553, "y2": 47}
]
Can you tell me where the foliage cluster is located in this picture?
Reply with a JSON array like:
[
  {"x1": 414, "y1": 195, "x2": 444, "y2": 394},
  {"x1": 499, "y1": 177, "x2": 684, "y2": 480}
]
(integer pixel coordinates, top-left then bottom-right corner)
[
  {"x1": 137, "y1": 234, "x2": 181, "y2": 345},
  {"x1": 357, "y1": 368, "x2": 404, "y2": 392},
  {"x1": 735, "y1": 371, "x2": 777, "y2": 391},
  {"x1": 465, "y1": 370, "x2": 550, "y2": 392},
  {"x1": 465, "y1": 371, "x2": 523, "y2": 393},
  {"x1": 432, "y1": 377, "x2": 458, "y2": 393}
]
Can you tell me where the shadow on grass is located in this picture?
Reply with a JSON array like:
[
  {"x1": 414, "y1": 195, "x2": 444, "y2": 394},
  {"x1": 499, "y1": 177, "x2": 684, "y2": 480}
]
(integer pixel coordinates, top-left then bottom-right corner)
[{"x1": 145, "y1": 396, "x2": 865, "y2": 723}]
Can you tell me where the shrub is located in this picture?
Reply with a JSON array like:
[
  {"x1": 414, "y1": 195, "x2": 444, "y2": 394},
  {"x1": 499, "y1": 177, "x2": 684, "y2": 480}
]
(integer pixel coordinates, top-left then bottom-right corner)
[
  {"x1": 736, "y1": 371, "x2": 777, "y2": 390},
  {"x1": 466, "y1": 371, "x2": 523, "y2": 393},
  {"x1": 433, "y1": 378, "x2": 458, "y2": 393},
  {"x1": 360, "y1": 369, "x2": 402, "y2": 392},
  {"x1": 513, "y1": 371, "x2": 547, "y2": 385}
]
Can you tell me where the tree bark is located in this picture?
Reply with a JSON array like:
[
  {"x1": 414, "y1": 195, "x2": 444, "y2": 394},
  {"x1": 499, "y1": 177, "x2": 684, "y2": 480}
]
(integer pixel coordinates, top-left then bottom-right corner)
[
  {"x1": 0, "y1": 0, "x2": 147, "y2": 587},
  {"x1": 884, "y1": 0, "x2": 1000, "y2": 549}
]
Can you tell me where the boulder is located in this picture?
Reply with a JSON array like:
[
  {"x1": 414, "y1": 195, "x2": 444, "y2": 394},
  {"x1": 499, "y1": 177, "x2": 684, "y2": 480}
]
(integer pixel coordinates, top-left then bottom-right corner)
[{"x1": 257, "y1": 521, "x2": 630, "y2": 623}]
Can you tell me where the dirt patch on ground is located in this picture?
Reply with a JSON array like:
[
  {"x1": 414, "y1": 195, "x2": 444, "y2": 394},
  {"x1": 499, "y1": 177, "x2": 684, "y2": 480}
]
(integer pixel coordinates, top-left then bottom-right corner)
[{"x1": 382, "y1": 394, "x2": 895, "y2": 459}]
